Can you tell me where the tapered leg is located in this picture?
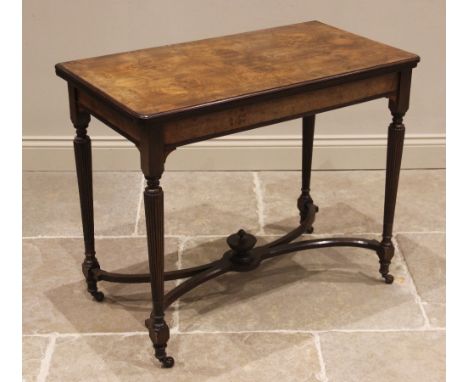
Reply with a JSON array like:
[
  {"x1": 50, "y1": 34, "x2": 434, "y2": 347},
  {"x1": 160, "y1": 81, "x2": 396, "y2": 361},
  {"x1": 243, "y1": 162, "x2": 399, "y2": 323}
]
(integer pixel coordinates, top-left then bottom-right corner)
[
  {"x1": 377, "y1": 69, "x2": 412, "y2": 284},
  {"x1": 143, "y1": 176, "x2": 174, "y2": 368},
  {"x1": 378, "y1": 112, "x2": 405, "y2": 284},
  {"x1": 73, "y1": 123, "x2": 104, "y2": 301},
  {"x1": 297, "y1": 115, "x2": 319, "y2": 233}
]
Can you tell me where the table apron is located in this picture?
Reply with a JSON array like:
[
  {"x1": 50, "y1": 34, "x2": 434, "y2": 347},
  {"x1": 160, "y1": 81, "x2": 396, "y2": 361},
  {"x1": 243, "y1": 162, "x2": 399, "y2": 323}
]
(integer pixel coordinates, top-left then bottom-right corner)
[
  {"x1": 162, "y1": 72, "x2": 398, "y2": 147},
  {"x1": 78, "y1": 90, "x2": 141, "y2": 145}
]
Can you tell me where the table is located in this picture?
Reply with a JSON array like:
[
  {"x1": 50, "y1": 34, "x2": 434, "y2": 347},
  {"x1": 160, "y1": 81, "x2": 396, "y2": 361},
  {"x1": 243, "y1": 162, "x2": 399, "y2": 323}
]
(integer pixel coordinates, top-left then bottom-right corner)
[{"x1": 55, "y1": 21, "x2": 419, "y2": 368}]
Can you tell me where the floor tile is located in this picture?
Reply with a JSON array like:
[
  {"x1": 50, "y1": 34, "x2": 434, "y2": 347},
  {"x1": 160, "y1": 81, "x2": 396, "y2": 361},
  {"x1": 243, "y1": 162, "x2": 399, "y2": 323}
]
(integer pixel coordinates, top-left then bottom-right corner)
[
  {"x1": 259, "y1": 170, "x2": 445, "y2": 235},
  {"x1": 177, "y1": 236, "x2": 424, "y2": 332},
  {"x1": 397, "y1": 233, "x2": 446, "y2": 327},
  {"x1": 48, "y1": 333, "x2": 320, "y2": 382},
  {"x1": 23, "y1": 237, "x2": 178, "y2": 334},
  {"x1": 137, "y1": 172, "x2": 260, "y2": 236},
  {"x1": 422, "y1": 304, "x2": 445, "y2": 328},
  {"x1": 22, "y1": 336, "x2": 50, "y2": 382},
  {"x1": 320, "y1": 330, "x2": 445, "y2": 382},
  {"x1": 23, "y1": 172, "x2": 142, "y2": 237}
]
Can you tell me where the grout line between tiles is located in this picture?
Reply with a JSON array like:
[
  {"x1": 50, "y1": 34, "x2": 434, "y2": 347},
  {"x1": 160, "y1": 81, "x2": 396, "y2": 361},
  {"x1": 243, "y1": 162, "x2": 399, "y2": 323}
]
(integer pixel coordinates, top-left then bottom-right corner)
[
  {"x1": 36, "y1": 333, "x2": 56, "y2": 382},
  {"x1": 314, "y1": 333, "x2": 329, "y2": 382},
  {"x1": 394, "y1": 231, "x2": 445, "y2": 235},
  {"x1": 175, "y1": 327, "x2": 446, "y2": 335},
  {"x1": 23, "y1": 327, "x2": 446, "y2": 338},
  {"x1": 252, "y1": 172, "x2": 266, "y2": 235},
  {"x1": 393, "y1": 237, "x2": 432, "y2": 328},
  {"x1": 25, "y1": 332, "x2": 149, "y2": 338},
  {"x1": 132, "y1": 175, "x2": 145, "y2": 236},
  {"x1": 21, "y1": 230, "x2": 446, "y2": 241},
  {"x1": 22, "y1": 234, "x2": 146, "y2": 240}
]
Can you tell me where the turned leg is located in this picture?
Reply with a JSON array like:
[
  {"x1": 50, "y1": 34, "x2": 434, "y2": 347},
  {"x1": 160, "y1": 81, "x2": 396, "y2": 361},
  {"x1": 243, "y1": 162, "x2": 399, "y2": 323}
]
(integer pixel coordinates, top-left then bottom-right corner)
[
  {"x1": 143, "y1": 176, "x2": 174, "y2": 368},
  {"x1": 297, "y1": 115, "x2": 319, "y2": 233},
  {"x1": 378, "y1": 70, "x2": 412, "y2": 284},
  {"x1": 378, "y1": 112, "x2": 405, "y2": 284},
  {"x1": 73, "y1": 121, "x2": 104, "y2": 301}
]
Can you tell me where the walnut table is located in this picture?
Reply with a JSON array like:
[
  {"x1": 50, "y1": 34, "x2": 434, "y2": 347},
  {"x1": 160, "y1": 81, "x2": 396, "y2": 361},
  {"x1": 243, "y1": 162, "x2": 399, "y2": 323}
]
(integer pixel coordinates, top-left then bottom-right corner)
[{"x1": 55, "y1": 21, "x2": 420, "y2": 368}]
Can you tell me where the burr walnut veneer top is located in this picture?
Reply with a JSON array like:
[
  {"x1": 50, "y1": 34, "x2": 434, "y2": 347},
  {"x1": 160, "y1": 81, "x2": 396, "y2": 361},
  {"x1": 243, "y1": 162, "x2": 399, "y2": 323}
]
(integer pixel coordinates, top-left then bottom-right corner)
[{"x1": 56, "y1": 21, "x2": 419, "y2": 120}]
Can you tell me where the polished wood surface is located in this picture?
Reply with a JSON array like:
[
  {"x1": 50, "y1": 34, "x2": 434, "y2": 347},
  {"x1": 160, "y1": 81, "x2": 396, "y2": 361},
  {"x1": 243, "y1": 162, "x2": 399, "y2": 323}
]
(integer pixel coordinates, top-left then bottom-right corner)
[{"x1": 56, "y1": 21, "x2": 418, "y2": 119}]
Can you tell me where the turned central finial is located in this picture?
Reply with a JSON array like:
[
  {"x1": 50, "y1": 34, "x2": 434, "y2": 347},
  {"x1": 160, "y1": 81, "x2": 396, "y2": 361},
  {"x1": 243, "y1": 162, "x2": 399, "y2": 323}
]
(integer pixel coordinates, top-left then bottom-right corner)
[{"x1": 227, "y1": 229, "x2": 257, "y2": 263}]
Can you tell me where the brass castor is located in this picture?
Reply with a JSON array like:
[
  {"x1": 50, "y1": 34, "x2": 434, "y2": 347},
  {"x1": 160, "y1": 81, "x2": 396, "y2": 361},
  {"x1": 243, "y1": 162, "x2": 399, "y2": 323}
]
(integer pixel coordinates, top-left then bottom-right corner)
[
  {"x1": 159, "y1": 356, "x2": 175, "y2": 368},
  {"x1": 383, "y1": 274, "x2": 394, "y2": 284},
  {"x1": 91, "y1": 291, "x2": 105, "y2": 302}
]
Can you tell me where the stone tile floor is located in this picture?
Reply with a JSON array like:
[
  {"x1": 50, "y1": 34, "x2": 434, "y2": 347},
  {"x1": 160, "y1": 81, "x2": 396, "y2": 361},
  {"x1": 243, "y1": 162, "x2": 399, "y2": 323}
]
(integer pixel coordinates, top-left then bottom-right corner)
[{"x1": 22, "y1": 170, "x2": 445, "y2": 381}]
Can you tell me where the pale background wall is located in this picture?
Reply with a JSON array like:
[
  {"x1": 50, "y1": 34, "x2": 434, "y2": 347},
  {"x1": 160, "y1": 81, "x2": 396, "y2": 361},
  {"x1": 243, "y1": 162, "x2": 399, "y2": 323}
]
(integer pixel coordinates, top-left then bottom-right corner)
[{"x1": 23, "y1": 0, "x2": 445, "y2": 170}]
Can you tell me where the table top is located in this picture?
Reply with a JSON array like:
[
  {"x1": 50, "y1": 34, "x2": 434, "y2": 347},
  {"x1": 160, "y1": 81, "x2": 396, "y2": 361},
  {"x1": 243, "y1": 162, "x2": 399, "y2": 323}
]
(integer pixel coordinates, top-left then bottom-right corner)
[{"x1": 56, "y1": 21, "x2": 419, "y2": 120}]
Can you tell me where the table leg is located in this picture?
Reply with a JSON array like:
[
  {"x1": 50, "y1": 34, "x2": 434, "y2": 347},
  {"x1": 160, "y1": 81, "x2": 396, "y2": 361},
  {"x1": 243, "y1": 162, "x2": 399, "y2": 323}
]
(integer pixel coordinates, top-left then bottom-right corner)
[
  {"x1": 143, "y1": 176, "x2": 174, "y2": 368},
  {"x1": 378, "y1": 112, "x2": 405, "y2": 284},
  {"x1": 297, "y1": 115, "x2": 319, "y2": 233},
  {"x1": 378, "y1": 69, "x2": 412, "y2": 284},
  {"x1": 73, "y1": 121, "x2": 104, "y2": 302}
]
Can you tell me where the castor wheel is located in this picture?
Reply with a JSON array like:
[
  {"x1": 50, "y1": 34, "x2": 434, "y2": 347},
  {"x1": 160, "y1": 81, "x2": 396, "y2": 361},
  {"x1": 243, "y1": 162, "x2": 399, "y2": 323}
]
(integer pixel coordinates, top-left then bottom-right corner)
[
  {"x1": 91, "y1": 291, "x2": 105, "y2": 302},
  {"x1": 383, "y1": 274, "x2": 394, "y2": 284},
  {"x1": 305, "y1": 226, "x2": 314, "y2": 234},
  {"x1": 159, "y1": 356, "x2": 175, "y2": 368}
]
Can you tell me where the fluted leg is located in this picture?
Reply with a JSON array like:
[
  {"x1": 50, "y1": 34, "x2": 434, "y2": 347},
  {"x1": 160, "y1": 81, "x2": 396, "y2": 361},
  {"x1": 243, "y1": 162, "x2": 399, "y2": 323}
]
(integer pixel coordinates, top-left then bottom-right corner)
[
  {"x1": 143, "y1": 176, "x2": 174, "y2": 368},
  {"x1": 378, "y1": 113, "x2": 405, "y2": 284},
  {"x1": 73, "y1": 123, "x2": 104, "y2": 301},
  {"x1": 297, "y1": 115, "x2": 319, "y2": 233}
]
